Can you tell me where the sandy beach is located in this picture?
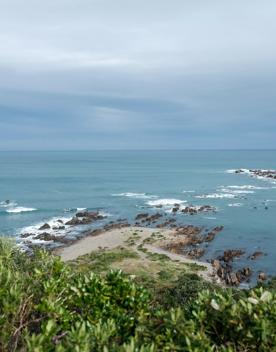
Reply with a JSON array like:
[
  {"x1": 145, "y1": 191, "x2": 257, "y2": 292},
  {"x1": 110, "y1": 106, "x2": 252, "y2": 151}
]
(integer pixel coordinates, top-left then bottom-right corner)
[{"x1": 55, "y1": 226, "x2": 214, "y2": 281}]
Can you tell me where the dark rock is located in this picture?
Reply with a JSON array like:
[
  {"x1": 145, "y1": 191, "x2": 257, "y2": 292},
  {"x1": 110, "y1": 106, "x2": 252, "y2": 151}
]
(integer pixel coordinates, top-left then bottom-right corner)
[
  {"x1": 52, "y1": 226, "x2": 65, "y2": 230},
  {"x1": 249, "y1": 251, "x2": 264, "y2": 260},
  {"x1": 218, "y1": 249, "x2": 245, "y2": 263},
  {"x1": 35, "y1": 232, "x2": 57, "y2": 241},
  {"x1": 57, "y1": 220, "x2": 63, "y2": 224},
  {"x1": 65, "y1": 217, "x2": 91, "y2": 225},
  {"x1": 20, "y1": 233, "x2": 36, "y2": 238},
  {"x1": 135, "y1": 213, "x2": 149, "y2": 220},
  {"x1": 76, "y1": 211, "x2": 104, "y2": 220},
  {"x1": 39, "y1": 223, "x2": 51, "y2": 230}
]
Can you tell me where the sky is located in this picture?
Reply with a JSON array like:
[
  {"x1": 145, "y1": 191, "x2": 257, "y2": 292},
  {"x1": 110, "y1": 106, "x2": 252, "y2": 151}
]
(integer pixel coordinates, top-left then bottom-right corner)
[{"x1": 0, "y1": 0, "x2": 276, "y2": 150}]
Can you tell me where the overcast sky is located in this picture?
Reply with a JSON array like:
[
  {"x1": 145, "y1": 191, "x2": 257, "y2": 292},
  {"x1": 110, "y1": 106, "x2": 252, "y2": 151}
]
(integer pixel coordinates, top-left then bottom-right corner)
[{"x1": 0, "y1": 0, "x2": 276, "y2": 150}]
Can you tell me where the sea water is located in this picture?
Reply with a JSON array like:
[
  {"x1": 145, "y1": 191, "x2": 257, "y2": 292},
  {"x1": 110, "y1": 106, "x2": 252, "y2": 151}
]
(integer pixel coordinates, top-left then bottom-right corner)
[{"x1": 0, "y1": 150, "x2": 276, "y2": 279}]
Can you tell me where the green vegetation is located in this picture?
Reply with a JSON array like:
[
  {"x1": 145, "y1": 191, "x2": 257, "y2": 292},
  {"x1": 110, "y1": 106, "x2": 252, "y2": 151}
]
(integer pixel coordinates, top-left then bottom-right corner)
[
  {"x1": 70, "y1": 247, "x2": 139, "y2": 274},
  {"x1": 1, "y1": 239, "x2": 276, "y2": 351}
]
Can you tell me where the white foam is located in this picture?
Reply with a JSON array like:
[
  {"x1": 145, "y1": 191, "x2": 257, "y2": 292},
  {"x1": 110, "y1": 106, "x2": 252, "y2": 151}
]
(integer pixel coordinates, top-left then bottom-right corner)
[
  {"x1": 228, "y1": 203, "x2": 243, "y2": 207},
  {"x1": 6, "y1": 207, "x2": 37, "y2": 213},
  {"x1": 0, "y1": 200, "x2": 18, "y2": 208},
  {"x1": 112, "y1": 192, "x2": 158, "y2": 199},
  {"x1": 225, "y1": 169, "x2": 237, "y2": 174},
  {"x1": 219, "y1": 188, "x2": 255, "y2": 194},
  {"x1": 98, "y1": 211, "x2": 112, "y2": 217},
  {"x1": 147, "y1": 198, "x2": 187, "y2": 207},
  {"x1": 226, "y1": 185, "x2": 269, "y2": 190},
  {"x1": 77, "y1": 207, "x2": 87, "y2": 211},
  {"x1": 195, "y1": 193, "x2": 236, "y2": 199},
  {"x1": 182, "y1": 190, "x2": 195, "y2": 193},
  {"x1": 19, "y1": 216, "x2": 73, "y2": 239}
]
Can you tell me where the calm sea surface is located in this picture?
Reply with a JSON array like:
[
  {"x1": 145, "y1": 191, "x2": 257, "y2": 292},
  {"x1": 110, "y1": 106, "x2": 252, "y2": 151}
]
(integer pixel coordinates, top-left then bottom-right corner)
[{"x1": 0, "y1": 150, "x2": 276, "y2": 280}]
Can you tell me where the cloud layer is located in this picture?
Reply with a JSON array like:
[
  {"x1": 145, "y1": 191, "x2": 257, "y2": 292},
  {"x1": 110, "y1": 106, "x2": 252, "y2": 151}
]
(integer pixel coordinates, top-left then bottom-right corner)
[{"x1": 1, "y1": 0, "x2": 276, "y2": 150}]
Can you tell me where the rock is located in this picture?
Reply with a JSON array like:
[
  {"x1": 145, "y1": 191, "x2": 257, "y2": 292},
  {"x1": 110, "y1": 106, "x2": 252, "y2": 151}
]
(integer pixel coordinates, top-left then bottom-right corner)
[
  {"x1": 20, "y1": 233, "x2": 36, "y2": 238},
  {"x1": 249, "y1": 251, "x2": 264, "y2": 260},
  {"x1": 258, "y1": 272, "x2": 267, "y2": 281},
  {"x1": 181, "y1": 205, "x2": 215, "y2": 215},
  {"x1": 212, "y1": 226, "x2": 224, "y2": 233},
  {"x1": 66, "y1": 211, "x2": 104, "y2": 226},
  {"x1": 52, "y1": 226, "x2": 65, "y2": 230},
  {"x1": 211, "y1": 259, "x2": 221, "y2": 270},
  {"x1": 241, "y1": 267, "x2": 252, "y2": 277},
  {"x1": 65, "y1": 217, "x2": 91, "y2": 225},
  {"x1": 135, "y1": 213, "x2": 149, "y2": 220},
  {"x1": 186, "y1": 248, "x2": 205, "y2": 259},
  {"x1": 226, "y1": 272, "x2": 239, "y2": 286},
  {"x1": 35, "y1": 232, "x2": 57, "y2": 241},
  {"x1": 57, "y1": 220, "x2": 63, "y2": 224},
  {"x1": 103, "y1": 222, "x2": 130, "y2": 231},
  {"x1": 218, "y1": 249, "x2": 245, "y2": 263},
  {"x1": 205, "y1": 232, "x2": 216, "y2": 242},
  {"x1": 76, "y1": 211, "x2": 104, "y2": 220},
  {"x1": 140, "y1": 213, "x2": 163, "y2": 224},
  {"x1": 39, "y1": 223, "x2": 51, "y2": 230},
  {"x1": 176, "y1": 225, "x2": 202, "y2": 236}
]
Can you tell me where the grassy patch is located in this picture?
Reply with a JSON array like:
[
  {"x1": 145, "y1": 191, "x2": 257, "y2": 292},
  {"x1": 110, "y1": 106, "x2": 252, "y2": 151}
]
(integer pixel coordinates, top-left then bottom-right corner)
[{"x1": 70, "y1": 247, "x2": 139, "y2": 274}]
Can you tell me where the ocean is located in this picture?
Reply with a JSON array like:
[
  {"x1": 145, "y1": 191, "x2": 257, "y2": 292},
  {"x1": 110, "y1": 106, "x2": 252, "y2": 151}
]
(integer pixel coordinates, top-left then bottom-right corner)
[{"x1": 0, "y1": 150, "x2": 276, "y2": 281}]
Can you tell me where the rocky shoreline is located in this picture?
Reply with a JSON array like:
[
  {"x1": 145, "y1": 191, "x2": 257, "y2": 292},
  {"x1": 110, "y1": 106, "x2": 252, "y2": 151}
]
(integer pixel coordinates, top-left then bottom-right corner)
[
  {"x1": 234, "y1": 168, "x2": 276, "y2": 180},
  {"x1": 19, "y1": 206, "x2": 268, "y2": 287}
]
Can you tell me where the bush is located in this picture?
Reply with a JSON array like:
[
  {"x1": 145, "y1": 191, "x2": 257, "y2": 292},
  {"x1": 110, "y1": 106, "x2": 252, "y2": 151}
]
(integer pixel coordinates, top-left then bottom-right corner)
[{"x1": 0, "y1": 239, "x2": 275, "y2": 351}]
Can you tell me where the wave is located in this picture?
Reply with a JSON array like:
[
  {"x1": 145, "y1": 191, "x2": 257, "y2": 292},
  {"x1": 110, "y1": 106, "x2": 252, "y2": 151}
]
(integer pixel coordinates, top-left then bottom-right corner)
[
  {"x1": 228, "y1": 203, "x2": 244, "y2": 207},
  {"x1": 182, "y1": 190, "x2": 195, "y2": 193},
  {"x1": 147, "y1": 198, "x2": 187, "y2": 207},
  {"x1": 0, "y1": 200, "x2": 37, "y2": 214},
  {"x1": 219, "y1": 187, "x2": 255, "y2": 194},
  {"x1": 19, "y1": 215, "x2": 73, "y2": 241},
  {"x1": 195, "y1": 193, "x2": 236, "y2": 199},
  {"x1": 112, "y1": 192, "x2": 158, "y2": 199},
  {"x1": 6, "y1": 207, "x2": 37, "y2": 213},
  {"x1": 226, "y1": 185, "x2": 269, "y2": 190}
]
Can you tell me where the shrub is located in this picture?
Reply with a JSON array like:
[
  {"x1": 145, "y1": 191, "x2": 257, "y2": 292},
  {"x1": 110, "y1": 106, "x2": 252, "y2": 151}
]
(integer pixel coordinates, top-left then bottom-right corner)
[{"x1": 0, "y1": 239, "x2": 275, "y2": 351}]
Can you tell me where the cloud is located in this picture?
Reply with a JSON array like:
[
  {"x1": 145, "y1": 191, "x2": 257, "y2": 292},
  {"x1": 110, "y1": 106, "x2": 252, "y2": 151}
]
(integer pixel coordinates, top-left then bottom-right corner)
[{"x1": 0, "y1": 0, "x2": 276, "y2": 149}]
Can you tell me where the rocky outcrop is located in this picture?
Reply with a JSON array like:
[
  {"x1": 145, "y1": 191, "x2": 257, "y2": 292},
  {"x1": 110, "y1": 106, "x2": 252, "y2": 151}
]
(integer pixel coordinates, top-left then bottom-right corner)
[
  {"x1": 135, "y1": 213, "x2": 149, "y2": 220},
  {"x1": 39, "y1": 223, "x2": 51, "y2": 230},
  {"x1": 136, "y1": 213, "x2": 163, "y2": 224},
  {"x1": 211, "y1": 249, "x2": 253, "y2": 286},
  {"x1": 35, "y1": 232, "x2": 60, "y2": 241},
  {"x1": 234, "y1": 169, "x2": 276, "y2": 180},
  {"x1": 218, "y1": 249, "x2": 245, "y2": 263},
  {"x1": 181, "y1": 205, "x2": 215, "y2": 215},
  {"x1": 65, "y1": 211, "x2": 105, "y2": 226}
]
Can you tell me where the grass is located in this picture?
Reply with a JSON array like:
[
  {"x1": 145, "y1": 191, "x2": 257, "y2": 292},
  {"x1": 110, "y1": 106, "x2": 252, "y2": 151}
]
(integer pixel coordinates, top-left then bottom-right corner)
[{"x1": 70, "y1": 247, "x2": 139, "y2": 274}]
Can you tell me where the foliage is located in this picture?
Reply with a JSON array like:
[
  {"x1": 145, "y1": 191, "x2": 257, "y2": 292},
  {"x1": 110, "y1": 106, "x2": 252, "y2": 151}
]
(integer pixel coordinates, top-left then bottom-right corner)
[{"x1": 0, "y1": 239, "x2": 276, "y2": 351}]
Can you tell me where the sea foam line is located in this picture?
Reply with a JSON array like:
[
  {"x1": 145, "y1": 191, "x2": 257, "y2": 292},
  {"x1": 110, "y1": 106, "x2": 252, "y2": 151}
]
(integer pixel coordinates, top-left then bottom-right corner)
[{"x1": 112, "y1": 192, "x2": 158, "y2": 199}]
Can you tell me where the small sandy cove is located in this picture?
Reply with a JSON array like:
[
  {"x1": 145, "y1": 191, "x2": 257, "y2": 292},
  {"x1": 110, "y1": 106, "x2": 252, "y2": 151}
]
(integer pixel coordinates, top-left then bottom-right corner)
[{"x1": 55, "y1": 226, "x2": 214, "y2": 281}]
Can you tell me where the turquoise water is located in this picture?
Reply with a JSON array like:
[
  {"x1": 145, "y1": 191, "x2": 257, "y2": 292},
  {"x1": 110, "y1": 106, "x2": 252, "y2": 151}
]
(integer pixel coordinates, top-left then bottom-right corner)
[{"x1": 0, "y1": 150, "x2": 276, "y2": 279}]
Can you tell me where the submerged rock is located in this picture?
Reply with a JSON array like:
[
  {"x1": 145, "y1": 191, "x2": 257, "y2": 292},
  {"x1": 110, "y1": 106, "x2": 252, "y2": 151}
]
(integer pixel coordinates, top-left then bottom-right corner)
[{"x1": 249, "y1": 251, "x2": 264, "y2": 260}]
